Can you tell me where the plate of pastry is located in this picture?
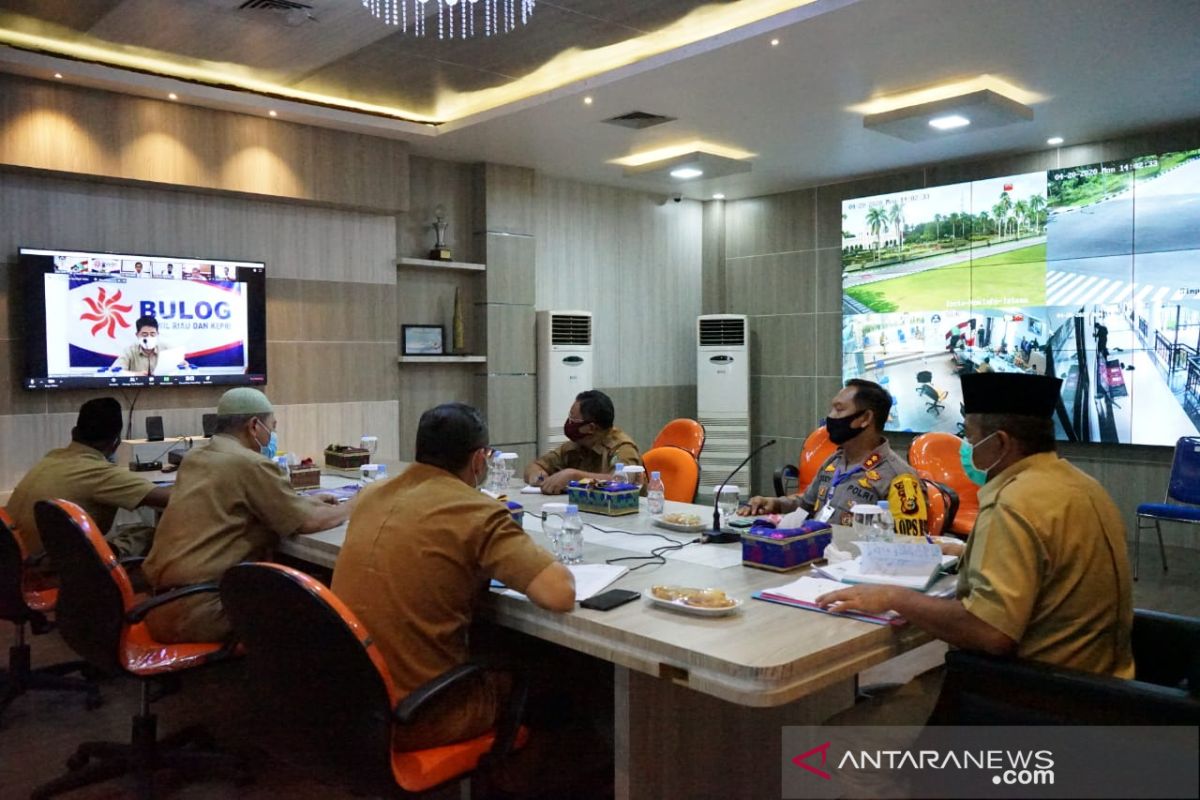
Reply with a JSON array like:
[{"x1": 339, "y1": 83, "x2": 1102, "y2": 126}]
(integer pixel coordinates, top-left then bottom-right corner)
[
  {"x1": 646, "y1": 585, "x2": 741, "y2": 616},
  {"x1": 651, "y1": 512, "x2": 708, "y2": 533}
]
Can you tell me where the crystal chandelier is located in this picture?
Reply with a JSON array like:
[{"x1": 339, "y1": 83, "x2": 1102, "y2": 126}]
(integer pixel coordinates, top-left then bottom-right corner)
[{"x1": 361, "y1": 0, "x2": 535, "y2": 39}]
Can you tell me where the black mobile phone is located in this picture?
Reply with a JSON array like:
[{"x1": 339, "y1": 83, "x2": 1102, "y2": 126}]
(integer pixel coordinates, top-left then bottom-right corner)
[{"x1": 579, "y1": 589, "x2": 641, "y2": 611}]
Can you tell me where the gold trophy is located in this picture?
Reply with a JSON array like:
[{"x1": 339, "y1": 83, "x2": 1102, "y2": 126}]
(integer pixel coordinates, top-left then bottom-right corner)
[{"x1": 430, "y1": 204, "x2": 451, "y2": 261}]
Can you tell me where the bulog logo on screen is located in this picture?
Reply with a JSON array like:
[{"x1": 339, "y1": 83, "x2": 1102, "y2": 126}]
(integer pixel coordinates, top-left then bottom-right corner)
[
  {"x1": 137, "y1": 300, "x2": 233, "y2": 322},
  {"x1": 78, "y1": 287, "x2": 133, "y2": 338}
]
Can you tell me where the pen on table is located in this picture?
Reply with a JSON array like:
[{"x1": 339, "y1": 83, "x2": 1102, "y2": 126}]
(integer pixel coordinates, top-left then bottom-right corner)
[{"x1": 925, "y1": 534, "x2": 935, "y2": 544}]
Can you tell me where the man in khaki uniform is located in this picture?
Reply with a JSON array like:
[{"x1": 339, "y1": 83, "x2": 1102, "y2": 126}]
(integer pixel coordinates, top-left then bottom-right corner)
[
  {"x1": 743, "y1": 379, "x2": 929, "y2": 534},
  {"x1": 817, "y1": 373, "x2": 1133, "y2": 719},
  {"x1": 143, "y1": 388, "x2": 350, "y2": 643},
  {"x1": 333, "y1": 403, "x2": 574, "y2": 750},
  {"x1": 6, "y1": 397, "x2": 169, "y2": 558},
  {"x1": 524, "y1": 389, "x2": 643, "y2": 495}
]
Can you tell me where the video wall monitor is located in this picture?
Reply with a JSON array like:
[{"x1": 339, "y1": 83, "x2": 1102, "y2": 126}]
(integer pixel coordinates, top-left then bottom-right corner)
[
  {"x1": 18, "y1": 247, "x2": 267, "y2": 390},
  {"x1": 839, "y1": 148, "x2": 1200, "y2": 446}
]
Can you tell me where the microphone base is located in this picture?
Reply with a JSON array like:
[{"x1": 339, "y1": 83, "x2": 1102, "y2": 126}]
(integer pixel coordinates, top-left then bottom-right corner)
[{"x1": 702, "y1": 531, "x2": 742, "y2": 544}]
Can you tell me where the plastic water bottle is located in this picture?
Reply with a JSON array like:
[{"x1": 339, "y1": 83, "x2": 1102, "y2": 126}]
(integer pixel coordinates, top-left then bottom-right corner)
[
  {"x1": 542, "y1": 502, "x2": 567, "y2": 559},
  {"x1": 610, "y1": 462, "x2": 626, "y2": 486},
  {"x1": 647, "y1": 471, "x2": 666, "y2": 515},
  {"x1": 560, "y1": 505, "x2": 584, "y2": 565},
  {"x1": 874, "y1": 500, "x2": 895, "y2": 542}
]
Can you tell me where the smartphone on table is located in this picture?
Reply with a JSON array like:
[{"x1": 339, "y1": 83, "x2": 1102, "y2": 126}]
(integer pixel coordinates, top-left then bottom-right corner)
[{"x1": 579, "y1": 589, "x2": 641, "y2": 611}]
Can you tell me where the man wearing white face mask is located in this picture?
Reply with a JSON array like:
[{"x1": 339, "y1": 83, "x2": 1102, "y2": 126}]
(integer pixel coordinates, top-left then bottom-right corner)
[
  {"x1": 113, "y1": 316, "x2": 164, "y2": 375},
  {"x1": 143, "y1": 388, "x2": 350, "y2": 642},
  {"x1": 818, "y1": 373, "x2": 1133, "y2": 681}
]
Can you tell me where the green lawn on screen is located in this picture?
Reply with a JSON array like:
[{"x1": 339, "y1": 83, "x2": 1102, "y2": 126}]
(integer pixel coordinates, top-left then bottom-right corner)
[{"x1": 846, "y1": 243, "x2": 1046, "y2": 312}]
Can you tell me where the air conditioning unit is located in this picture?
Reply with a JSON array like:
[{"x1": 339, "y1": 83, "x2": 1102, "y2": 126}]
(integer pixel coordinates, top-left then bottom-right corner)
[
  {"x1": 696, "y1": 314, "x2": 750, "y2": 496},
  {"x1": 536, "y1": 310, "x2": 594, "y2": 455}
]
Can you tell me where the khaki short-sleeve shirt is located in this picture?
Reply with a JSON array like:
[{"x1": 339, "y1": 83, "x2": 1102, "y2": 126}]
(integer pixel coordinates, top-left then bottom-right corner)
[
  {"x1": 533, "y1": 427, "x2": 642, "y2": 477},
  {"x1": 332, "y1": 463, "x2": 556, "y2": 697},
  {"x1": 143, "y1": 434, "x2": 311, "y2": 587},
  {"x1": 6, "y1": 442, "x2": 155, "y2": 553},
  {"x1": 956, "y1": 452, "x2": 1134, "y2": 678}
]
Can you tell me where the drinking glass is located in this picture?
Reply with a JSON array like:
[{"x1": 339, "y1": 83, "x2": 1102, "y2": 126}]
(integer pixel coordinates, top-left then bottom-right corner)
[{"x1": 717, "y1": 486, "x2": 740, "y2": 521}]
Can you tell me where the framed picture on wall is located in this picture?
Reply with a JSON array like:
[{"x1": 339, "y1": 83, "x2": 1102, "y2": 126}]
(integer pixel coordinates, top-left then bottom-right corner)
[{"x1": 402, "y1": 325, "x2": 445, "y2": 356}]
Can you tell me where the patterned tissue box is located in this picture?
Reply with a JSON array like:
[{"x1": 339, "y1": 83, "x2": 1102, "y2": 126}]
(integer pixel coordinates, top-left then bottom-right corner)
[
  {"x1": 741, "y1": 521, "x2": 833, "y2": 572},
  {"x1": 288, "y1": 464, "x2": 321, "y2": 490},
  {"x1": 324, "y1": 445, "x2": 370, "y2": 469},
  {"x1": 566, "y1": 482, "x2": 640, "y2": 516}
]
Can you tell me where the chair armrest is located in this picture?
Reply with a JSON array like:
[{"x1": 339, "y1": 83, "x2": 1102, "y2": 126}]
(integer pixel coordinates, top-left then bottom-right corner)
[
  {"x1": 126, "y1": 582, "x2": 220, "y2": 623},
  {"x1": 1133, "y1": 609, "x2": 1200, "y2": 694},
  {"x1": 922, "y1": 478, "x2": 959, "y2": 532},
  {"x1": 930, "y1": 648, "x2": 1200, "y2": 725},
  {"x1": 773, "y1": 464, "x2": 798, "y2": 498},
  {"x1": 394, "y1": 662, "x2": 529, "y2": 760},
  {"x1": 119, "y1": 555, "x2": 146, "y2": 568}
]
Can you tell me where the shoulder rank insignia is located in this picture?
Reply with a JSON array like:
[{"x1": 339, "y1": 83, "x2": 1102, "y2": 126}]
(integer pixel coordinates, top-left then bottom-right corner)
[{"x1": 862, "y1": 453, "x2": 882, "y2": 471}]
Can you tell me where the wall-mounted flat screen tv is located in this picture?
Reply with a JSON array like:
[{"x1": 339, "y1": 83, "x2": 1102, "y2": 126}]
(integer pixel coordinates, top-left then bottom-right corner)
[
  {"x1": 18, "y1": 247, "x2": 267, "y2": 390},
  {"x1": 840, "y1": 148, "x2": 1200, "y2": 446}
]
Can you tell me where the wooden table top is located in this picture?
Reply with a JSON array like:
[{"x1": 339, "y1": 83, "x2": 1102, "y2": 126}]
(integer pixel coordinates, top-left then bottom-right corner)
[{"x1": 277, "y1": 468, "x2": 930, "y2": 708}]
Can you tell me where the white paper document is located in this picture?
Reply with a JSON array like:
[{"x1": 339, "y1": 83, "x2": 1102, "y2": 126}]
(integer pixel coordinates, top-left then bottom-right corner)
[
  {"x1": 520, "y1": 485, "x2": 544, "y2": 495},
  {"x1": 815, "y1": 542, "x2": 954, "y2": 591},
  {"x1": 497, "y1": 563, "x2": 629, "y2": 602}
]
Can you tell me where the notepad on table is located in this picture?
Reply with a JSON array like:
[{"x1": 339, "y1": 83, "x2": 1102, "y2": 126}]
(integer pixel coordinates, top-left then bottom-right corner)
[
  {"x1": 492, "y1": 563, "x2": 628, "y2": 602},
  {"x1": 754, "y1": 576, "x2": 899, "y2": 625}
]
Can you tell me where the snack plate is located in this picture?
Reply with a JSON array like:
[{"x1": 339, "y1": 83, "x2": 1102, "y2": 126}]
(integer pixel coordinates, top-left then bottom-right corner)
[
  {"x1": 645, "y1": 593, "x2": 742, "y2": 617},
  {"x1": 652, "y1": 517, "x2": 708, "y2": 533}
]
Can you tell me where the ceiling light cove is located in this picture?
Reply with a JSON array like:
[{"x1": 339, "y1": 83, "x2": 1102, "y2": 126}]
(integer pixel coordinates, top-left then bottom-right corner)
[
  {"x1": 612, "y1": 141, "x2": 755, "y2": 168},
  {"x1": 929, "y1": 114, "x2": 970, "y2": 130}
]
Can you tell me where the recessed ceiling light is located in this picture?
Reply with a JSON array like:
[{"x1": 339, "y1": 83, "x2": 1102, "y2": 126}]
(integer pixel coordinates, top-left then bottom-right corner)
[
  {"x1": 770, "y1": 38, "x2": 780, "y2": 46},
  {"x1": 583, "y1": 96, "x2": 593, "y2": 105},
  {"x1": 268, "y1": 110, "x2": 278, "y2": 117},
  {"x1": 53, "y1": 72, "x2": 62, "y2": 79},
  {"x1": 167, "y1": 92, "x2": 178, "y2": 101},
  {"x1": 670, "y1": 167, "x2": 704, "y2": 179},
  {"x1": 929, "y1": 114, "x2": 970, "y2": 130},
  {"x1": 1047, "y1": 136, "x2": 1064, "y2": 146},
  {"x1": 712, "y1": 193, "x2": 726, "y2": 200}
]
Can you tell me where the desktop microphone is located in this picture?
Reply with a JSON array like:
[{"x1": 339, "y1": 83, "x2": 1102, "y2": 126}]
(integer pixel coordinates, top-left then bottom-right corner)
[{"x1": 703, "y1": 439, "x2": 776, "y2": 544}]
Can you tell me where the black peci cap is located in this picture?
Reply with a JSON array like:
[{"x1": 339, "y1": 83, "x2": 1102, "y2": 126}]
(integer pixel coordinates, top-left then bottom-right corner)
[
  {"x1": 960, "y1": 373, "x2": 1062, "y2": 418},
  {"x1": 76, "y1": 397, "x2": 124, "y2": 441}
]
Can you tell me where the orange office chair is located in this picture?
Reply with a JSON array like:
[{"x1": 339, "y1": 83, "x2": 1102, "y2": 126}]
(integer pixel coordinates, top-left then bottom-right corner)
[
  {"x1": 909, "y1": 432, "x2": 979, "y2": 536},
  {"x1": 651, "y1": 419, "x2": 706, "y2": 460},
  {"x1": 920, "y1": 478, "x2": 960, "y2": 537},
  {"x1": 219, "y1": 562, "x2": 529, "y2": 797},
  {"x1": 773, "y1": 425, "x2": 837, "y2": 497},
  {"x1": 642, "y1": 446, "x2": 701, "y2": 503},
  {"x1": 30, "y1": 499, "x2": 243, "y2": 800},
  {"x1": 0, "y1": 508, "x2": 100, "y2": 717}
]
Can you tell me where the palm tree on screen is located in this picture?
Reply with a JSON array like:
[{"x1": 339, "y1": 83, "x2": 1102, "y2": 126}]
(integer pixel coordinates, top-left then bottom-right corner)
[
  {"x1": 866, "y1": 206, "x2": 888, "y2": 255},
  {"x1": 1028, "y1": 194, "x2": 1047, "y2": 233}
]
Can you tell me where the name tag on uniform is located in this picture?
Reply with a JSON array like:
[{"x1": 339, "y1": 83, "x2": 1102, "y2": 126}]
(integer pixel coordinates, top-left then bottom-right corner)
[{"x1": 816, "y1": 504, "x2": 836, "y2": 523}]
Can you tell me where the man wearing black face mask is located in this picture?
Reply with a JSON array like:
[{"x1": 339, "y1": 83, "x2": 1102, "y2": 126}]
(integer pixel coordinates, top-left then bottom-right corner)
[
  {"x1": 743, "y1": 379, "x2": 927, "y2": 530},
  {"x1": 525, "y1": 389, "x2": 643, "y2": 495}
]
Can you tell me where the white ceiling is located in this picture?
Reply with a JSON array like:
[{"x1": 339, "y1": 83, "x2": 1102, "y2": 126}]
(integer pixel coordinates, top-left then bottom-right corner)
[{"x1": 2, "y1": 0, "x2": 1198, "y2": 199}]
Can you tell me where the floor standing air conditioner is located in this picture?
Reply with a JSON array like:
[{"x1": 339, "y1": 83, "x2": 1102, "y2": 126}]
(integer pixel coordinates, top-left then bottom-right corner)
[
  {"x1": 536, "y1": 310, "x2": 594, "y2": 455},
  {"x1": 696, "y1": 314, "x2": 750, "y2": 497}
]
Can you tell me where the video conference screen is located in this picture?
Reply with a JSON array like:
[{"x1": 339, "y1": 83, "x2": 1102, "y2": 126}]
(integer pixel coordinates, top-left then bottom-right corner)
[
  {"x1": 18, "y1": 248, "x2": 268, "y2": 390},
  {"x1": 840, "y1": 148, "x2": 1200, "y2": 447}
]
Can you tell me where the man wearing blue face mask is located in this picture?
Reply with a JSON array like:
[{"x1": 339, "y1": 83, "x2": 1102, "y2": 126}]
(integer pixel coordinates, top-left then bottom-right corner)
[
  {"x1": 6, "y1": 397, "x2": 169, "y2": 561},
  {"x1": 818, "y1": 373, "x2": 1133, "y2": 683},
  {"x1": 143, "y1": 387, "x2": 350, "y2": 642}
]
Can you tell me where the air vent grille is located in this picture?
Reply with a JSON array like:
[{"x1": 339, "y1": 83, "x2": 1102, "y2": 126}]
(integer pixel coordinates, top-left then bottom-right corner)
[
  {"x1": 603, "y1": 111, "x2": 677, "y2": 130},
  {"x1": 238, "y1": 0, "x2": 312, "y2": 10},
  {"x1": 551, "y1": 315, "x2": 591, "y2": 345},
  {"x1": 699, "y1": 318, "x2": 745, "y2": 347}
]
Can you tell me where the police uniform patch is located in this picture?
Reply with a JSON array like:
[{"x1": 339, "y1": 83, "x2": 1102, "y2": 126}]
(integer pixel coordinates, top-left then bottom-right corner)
[
  {"x1": 824, "y1": 463, "x2": 837, "y2": 473},
  {"x1": 818, "y1": 485, "x2": 828, "y2": 499},
  {"x1": 866, "y1": 470, "x2": 880, "y2": 481},
  {"x1": 888, "y1": 475, "x2": 929, "y2": 537},
  {"x1": 858, "y1": 478, "x2": 871, "y2": 488}
]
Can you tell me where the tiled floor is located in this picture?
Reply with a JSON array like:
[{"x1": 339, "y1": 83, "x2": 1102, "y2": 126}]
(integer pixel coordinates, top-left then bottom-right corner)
[{"x1": 2, "y1": 542, "x2": 1195, "y2": 799}]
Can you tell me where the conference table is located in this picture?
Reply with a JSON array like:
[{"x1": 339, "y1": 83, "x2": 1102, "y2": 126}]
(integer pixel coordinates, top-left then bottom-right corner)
[{"x1": 278, "y1": 468, "x2": 931, "y2": 799}]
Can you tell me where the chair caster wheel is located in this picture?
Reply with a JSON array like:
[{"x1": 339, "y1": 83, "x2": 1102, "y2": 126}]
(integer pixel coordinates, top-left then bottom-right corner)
[
  {"x1": 85, "y1": 691, "x2": 103, "y2": 710},
  {"x1": 66, "y1": 752, "x2": 90, "y2": 771}
]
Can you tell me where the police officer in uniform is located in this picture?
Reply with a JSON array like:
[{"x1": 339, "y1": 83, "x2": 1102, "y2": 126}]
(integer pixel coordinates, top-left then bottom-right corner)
[{"x1": 743, "y1": 379, "x2": 928, "y2": 533}]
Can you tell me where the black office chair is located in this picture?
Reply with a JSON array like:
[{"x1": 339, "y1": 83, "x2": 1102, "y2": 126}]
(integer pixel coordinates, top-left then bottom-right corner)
[
  {"x1": 929, "y1": 609, "x2": 1200, "y2": 725},
  {"x1": 915, "y1": 371, "x2": 947, "y2": 415}
]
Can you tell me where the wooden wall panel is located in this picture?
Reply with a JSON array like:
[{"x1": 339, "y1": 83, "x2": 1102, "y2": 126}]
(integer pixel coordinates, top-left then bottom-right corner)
[
  {"x1": 0, "y1": 75, "x2": 409, "y2": 212},
  {"x1": 534, "y1": 175, "x2": 703, "y2": 391}
]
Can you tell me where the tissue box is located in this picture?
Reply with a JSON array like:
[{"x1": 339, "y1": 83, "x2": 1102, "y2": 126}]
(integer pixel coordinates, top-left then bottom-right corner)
[
  {"x1": 288, "y1": 464, "x2": 321, "y2": 490},
  {"x1": 741, "y1": 522, "x2": 833, "y2": 572},
  {"x1": 566, "y1": 483, "x2": 640, "y2": 516},
  {"x1": 324, "y1": 445, "x2": 370, "y2": 469},
  {"x1": 506, "y1": 501, "x2": 524, "y2": 526}
]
